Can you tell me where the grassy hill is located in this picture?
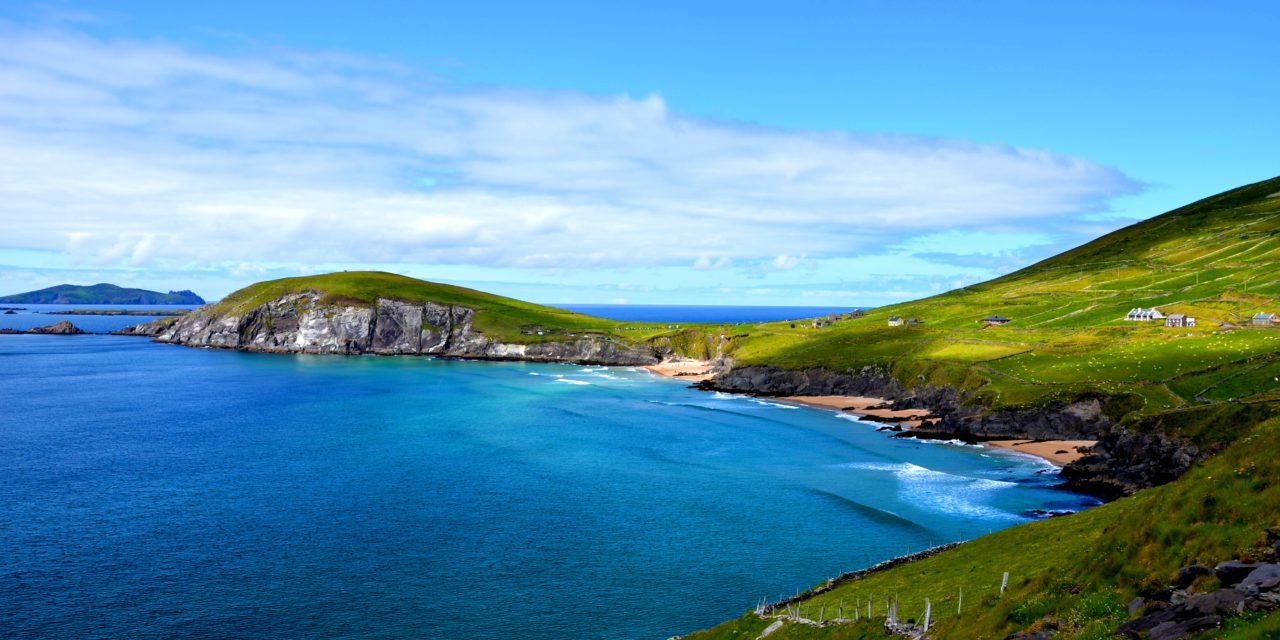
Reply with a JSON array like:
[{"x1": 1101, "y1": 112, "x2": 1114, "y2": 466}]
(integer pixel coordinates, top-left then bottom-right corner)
[
  {"x1": 208, "y1": 270, "x2": 677, "y2": 344},
  {"x1": 718, "y1": 176, "x2": 1280, "y2": 423},
  {"x1": 676, "y1": 179, "x2": 1280, "y2": 639},
  {"x1": 0, "y1": 283, "x2": 205, "y2": 305}
]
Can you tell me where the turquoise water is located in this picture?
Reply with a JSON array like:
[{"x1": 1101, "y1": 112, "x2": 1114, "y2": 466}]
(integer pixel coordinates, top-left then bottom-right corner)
[{"x1": 0, "y1": 335, "x2": 1095, "y2": 639}]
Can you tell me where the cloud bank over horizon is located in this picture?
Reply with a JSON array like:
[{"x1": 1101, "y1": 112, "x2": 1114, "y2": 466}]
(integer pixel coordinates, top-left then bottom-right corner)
[{"x1": 0, "y1": 23, "x2": 1143, "y2": 303}]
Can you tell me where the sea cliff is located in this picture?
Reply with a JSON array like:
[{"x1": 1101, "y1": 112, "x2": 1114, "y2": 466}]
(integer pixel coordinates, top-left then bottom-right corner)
[{"x1": 129, "y1": 291, "x2": 659, "y2": 365}]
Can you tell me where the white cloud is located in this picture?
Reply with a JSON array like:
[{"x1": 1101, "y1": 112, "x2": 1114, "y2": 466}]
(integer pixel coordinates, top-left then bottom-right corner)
[{"x1": 0, "y1": 25, "x2": 1140, "y2": 276}]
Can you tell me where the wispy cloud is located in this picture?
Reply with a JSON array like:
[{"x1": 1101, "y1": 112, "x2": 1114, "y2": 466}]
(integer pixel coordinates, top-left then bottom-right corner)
[{"x1": 0, "y1": 23, "x2": 1141, "y2": 285}]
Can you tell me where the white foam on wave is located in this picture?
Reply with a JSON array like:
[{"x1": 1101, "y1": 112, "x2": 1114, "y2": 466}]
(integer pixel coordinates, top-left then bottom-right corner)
[
  {"x1": 918, "y1": 438, "x2": 985, "y2": 449},
  {"x1": 838, "y1": 461, "x2": 1022, "y2": 520},
  {"x1": 710, "y1": 392, "x2": 738, "y2": 401},
  {"x1": 553, "y1": 378, "x2": 591, "y2": 386},
  {"x1": 749, "y1": 399, "x2": 800, "y2": 410},
  {"x1": 528, "y1": 372, "x2": 543, "y2": 376},
  {"x1": 833, "y1": 413, "x2": 870, "y2": 424}
]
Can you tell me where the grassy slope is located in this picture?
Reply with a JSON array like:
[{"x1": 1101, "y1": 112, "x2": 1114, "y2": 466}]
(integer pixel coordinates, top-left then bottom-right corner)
[
  {"x1": 207, "y1": 270, "x2": 679, "y2": 344},
  {"x1": 720, "y1": 177, "x2": 1280, "y2": 427}
]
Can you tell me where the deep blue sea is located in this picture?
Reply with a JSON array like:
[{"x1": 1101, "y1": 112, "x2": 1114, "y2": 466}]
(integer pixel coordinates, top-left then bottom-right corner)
[
  {"x1": 0, "y1": 308, "x2": 1096, "y2": 639},
  {"x1": 0, "y1": 304, "x2": 199, "y2": 333}
]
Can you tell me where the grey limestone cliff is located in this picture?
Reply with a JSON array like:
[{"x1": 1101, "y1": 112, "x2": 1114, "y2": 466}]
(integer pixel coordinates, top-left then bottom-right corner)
[{"x1": 128, "y1": 291, "x2": 659, "y2": 365}]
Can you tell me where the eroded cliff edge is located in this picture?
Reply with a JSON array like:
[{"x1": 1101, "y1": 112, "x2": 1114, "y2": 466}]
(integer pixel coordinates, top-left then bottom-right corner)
[
  {"x1": 698, "y1": 364, "x2": 1206, "y2": 499},
  {"x1": 123, "y1": 291, "x2": 659, "y2": 365}
]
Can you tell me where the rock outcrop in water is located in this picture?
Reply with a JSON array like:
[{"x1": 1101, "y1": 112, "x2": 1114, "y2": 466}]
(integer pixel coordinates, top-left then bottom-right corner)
[
  {"x1": 698, "y1": 363, "x2": 1198, "y2": 499},
  {"x1": 25, "y1": 321, "x2": 88, "y2": 335},
  {"x1": 132, "y1": 291, "x2": 659, "y2": 365}
]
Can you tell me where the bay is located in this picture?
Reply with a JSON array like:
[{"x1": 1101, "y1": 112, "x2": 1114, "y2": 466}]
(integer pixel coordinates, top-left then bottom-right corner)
[{"x1": 0, "y1": 335, "x2": 1095, "y2": 639}]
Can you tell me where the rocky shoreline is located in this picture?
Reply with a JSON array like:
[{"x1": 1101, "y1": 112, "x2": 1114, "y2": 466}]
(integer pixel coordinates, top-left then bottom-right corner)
[
  {"x1": 118, "y1": 292, "x2": 660, "y2": 366},
  {"x1": 111, "y1": 301, "x2": 1202, "y2": 499},
  {"x1": 696, "y1": 364, "x2": 1200, "y2": 500}
]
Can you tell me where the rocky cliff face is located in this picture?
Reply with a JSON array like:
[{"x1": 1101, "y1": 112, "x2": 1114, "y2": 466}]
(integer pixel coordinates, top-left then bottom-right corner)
[
  {"x1": 700, "y1": 364, "x2": 1199, "y2": 498},
  {"x1": 142, "y1": 291, "x2": 659, "y2": 365}
]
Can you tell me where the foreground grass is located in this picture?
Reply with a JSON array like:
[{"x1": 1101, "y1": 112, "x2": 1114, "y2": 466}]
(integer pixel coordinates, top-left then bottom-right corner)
[{"x1": 682, "y1": 414, "x2": 1280, "y2": 639}]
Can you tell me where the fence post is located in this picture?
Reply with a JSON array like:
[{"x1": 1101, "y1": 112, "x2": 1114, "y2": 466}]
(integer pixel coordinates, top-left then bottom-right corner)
[
  {"x1": 1001, "y1": 572, "x2": 1009, "y2": 595},
  {"x1": 958, "y1": 587, "x2": 963, "y2": 616},
  {"x1": 923, "y1": 598, "x2": 931, "y2": 632}
]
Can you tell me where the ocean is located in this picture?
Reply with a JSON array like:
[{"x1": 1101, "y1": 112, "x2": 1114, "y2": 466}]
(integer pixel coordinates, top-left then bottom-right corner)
[{"x1": 0, "y1": 309, "x2": 1096, "y2": 639}]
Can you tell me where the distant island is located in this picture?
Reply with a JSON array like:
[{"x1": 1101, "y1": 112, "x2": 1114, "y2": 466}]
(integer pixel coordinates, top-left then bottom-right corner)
[
  {"x1": 44, "y1": 309, "x2": 191, "y2": 316},
  {"x1": 0, "y1": 284, "x2": 205, "y2": 305}
]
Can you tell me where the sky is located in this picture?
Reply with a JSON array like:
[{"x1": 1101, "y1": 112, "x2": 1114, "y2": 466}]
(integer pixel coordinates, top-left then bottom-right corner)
[{"x1": 1, "y1": 1, "x2": 1276, "y2": 306}]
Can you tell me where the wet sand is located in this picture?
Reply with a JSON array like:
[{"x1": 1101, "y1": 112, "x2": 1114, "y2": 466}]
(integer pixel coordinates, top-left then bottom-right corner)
[
  {"x1": 986, "y1": 439, "x2": 1096, "y2": 466},
  {"x1": 776, "y1": 395, "x2": 933, "y2": 428},
  {"x1": 643, "y1": 358, "x2": 716, "y2": 382}
]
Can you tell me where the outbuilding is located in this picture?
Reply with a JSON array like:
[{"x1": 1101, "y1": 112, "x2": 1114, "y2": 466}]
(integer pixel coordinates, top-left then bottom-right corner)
[{"x1": 1166, "y1": 313, "x2": 1197, "y2": 328}]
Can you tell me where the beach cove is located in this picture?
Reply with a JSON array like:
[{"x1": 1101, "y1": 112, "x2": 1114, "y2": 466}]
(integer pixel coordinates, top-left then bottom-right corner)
[{"x1": 0, "y1": 335, "x2": 1097, "y2": 640}]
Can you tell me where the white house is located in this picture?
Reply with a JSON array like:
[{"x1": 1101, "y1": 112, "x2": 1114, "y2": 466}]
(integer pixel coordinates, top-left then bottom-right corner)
[
  {"x1": 1126, "y1": 308, "x2": 1165, "y2": 321},
  {"x1": 1166, "y1": 313, "x2": 1196, "y2": 328},
  {"x1": 1252, "y1": 312, "x2": 1277, "y2": 326}
]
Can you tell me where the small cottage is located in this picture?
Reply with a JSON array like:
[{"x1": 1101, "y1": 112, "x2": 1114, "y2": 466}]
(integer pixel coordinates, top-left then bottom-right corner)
[
  {"x1": 887, "y1": 316, "x2": 905, "y2": 327},
  {"x1": 1126, "y1": 308, "x2": 1165, "y2": 321},
  {"x1": 907, "y1": 318, "x2": 924, "y2": 326},
  {"x1": 1165, "y1": 313, "x2": 1196, "y2": 328},
  {"x1": 982, "y1": 315, "x2": 1011, "y2": 325},
  {"x1": 1252, "y1": 312, "x2": 1277, "y2": 326},
  {"x1": 845, "y1": 309, "x2": 866, "y2": 319}
]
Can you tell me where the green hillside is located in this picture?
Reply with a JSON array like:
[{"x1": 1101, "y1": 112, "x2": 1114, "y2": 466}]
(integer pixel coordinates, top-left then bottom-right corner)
[
  {"x1": 0, "y1": 283, "x2": 205, "y2": 305},
  {"x1": 719, "y1": 176, "x2": 1280, "y2": 424},
  {"x1": 677, "y1": 179, "x2": 1280, "y2": 639}
]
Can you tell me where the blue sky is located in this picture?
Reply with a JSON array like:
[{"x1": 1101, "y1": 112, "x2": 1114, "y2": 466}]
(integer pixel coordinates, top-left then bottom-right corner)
[{"x1": 0, "y1": 1, "x2": 1276, "y2": 305}]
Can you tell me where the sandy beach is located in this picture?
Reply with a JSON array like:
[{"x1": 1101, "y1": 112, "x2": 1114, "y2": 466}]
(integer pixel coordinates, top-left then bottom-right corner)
[
  {"x1": 644, "y1": 363, "x2": 1092, "y2": 467},
  {"x1": 775, "y1": 395, "x2": 934, "y2": 428},
  {"x1": 643, "y1": 358, "x2": 716, "y2": 382},
  {"x1": 986, "y1": 439, "x2": 1096, "y2": 466}
]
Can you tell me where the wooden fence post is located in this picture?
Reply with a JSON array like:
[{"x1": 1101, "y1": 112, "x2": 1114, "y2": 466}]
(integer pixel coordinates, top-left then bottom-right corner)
[
  {"x1": 1001, "y1": 571, "x2": 1009, "y2": 595},
  {"x1": 923, "y1": 598, "x2": 931, "y2": 632}
]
